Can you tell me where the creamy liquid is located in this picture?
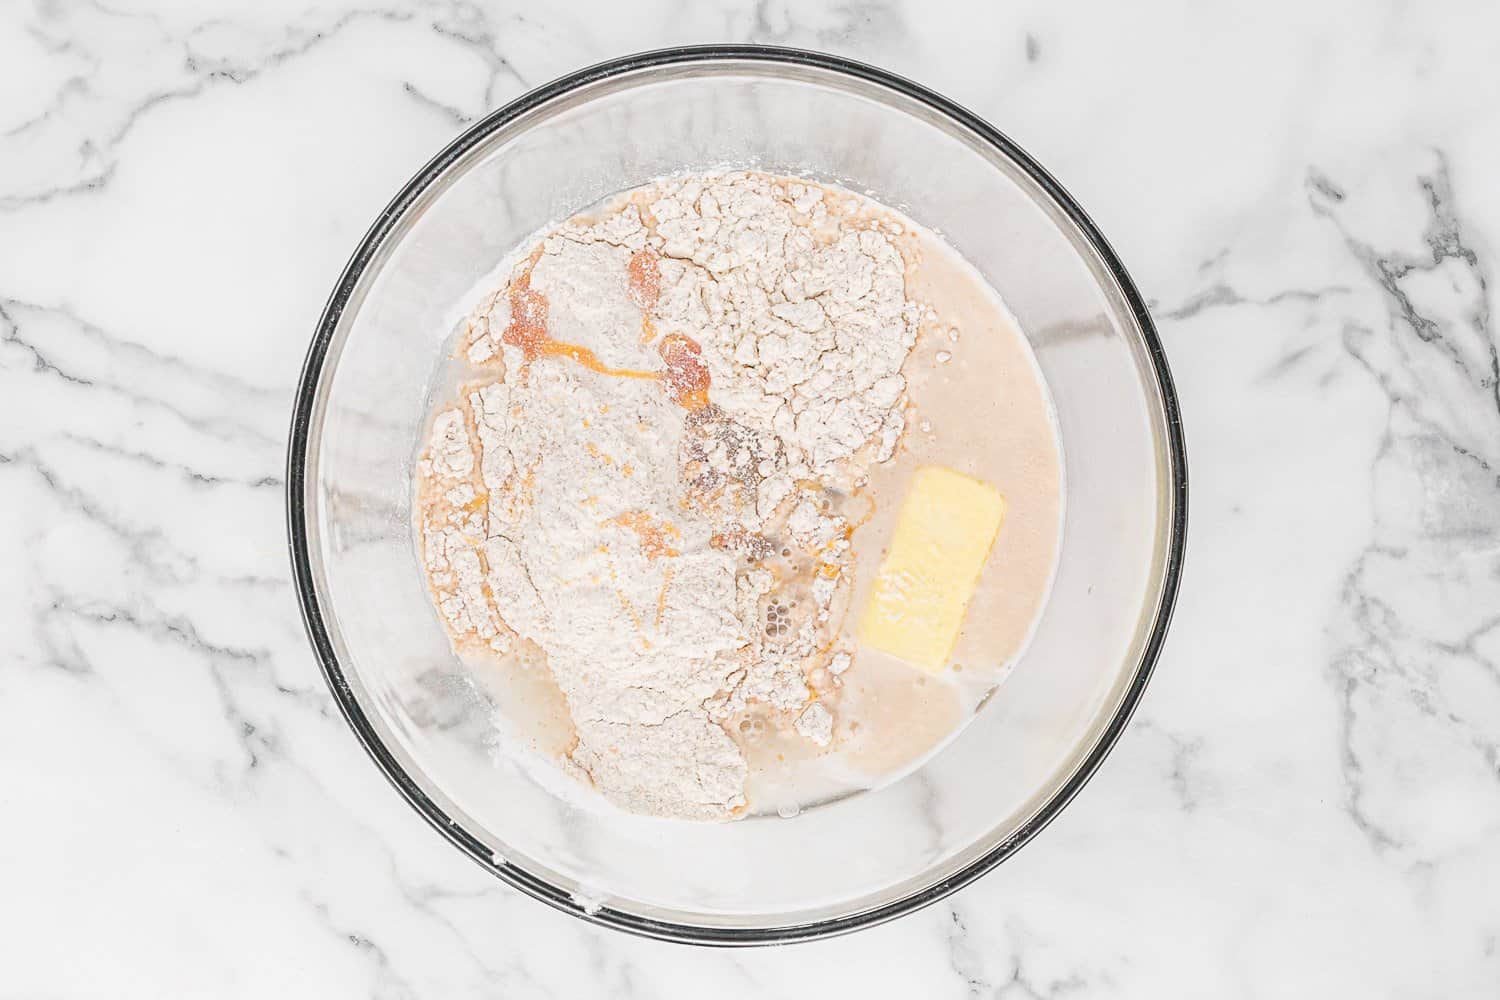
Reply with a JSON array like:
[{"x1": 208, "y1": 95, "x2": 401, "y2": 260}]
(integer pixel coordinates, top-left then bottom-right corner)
[
  {"x1": 463, "y1": 639, "x2": 577, "y2": 760},
  {"x1": 433, "y1": 186, "x2": 1062, "y2": 819}
]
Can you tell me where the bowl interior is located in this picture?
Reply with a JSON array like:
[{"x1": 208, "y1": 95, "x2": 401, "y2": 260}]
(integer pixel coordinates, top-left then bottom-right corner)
[{"x1": 296, "y1": 53, "x2": 1179, "y2": 939}]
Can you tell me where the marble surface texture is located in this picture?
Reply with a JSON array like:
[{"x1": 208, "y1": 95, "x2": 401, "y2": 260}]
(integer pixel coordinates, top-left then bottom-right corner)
[{"x1": 4, "y1": 0, "x2": 1499, "y2": 995}]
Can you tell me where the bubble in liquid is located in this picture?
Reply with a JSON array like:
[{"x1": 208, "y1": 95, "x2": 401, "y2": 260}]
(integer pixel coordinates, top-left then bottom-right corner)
[{"x1": 765, "y1": 603, "x2": 790, "y2": 637}]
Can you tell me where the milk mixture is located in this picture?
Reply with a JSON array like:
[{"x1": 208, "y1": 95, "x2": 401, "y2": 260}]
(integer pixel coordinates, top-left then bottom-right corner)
[{"x1": 414, "y1": 172, "x2": 1061, "y2": 821}]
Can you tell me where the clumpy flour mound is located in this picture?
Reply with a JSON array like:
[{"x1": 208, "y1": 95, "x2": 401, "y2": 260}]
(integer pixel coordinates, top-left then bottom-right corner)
[{"x1": 416, "y1": 172, "x2": 925, "y2": 820}]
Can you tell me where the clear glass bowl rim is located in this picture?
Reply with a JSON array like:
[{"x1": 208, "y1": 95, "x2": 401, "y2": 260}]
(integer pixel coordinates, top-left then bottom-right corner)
[{"x1": 285, "y1": 43, "x2": 1188, "y2": 946}]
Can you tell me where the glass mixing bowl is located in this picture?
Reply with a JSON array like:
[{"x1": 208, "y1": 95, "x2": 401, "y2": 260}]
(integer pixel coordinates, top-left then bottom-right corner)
[{"x1": 287, "y1": 46, "x2": 1186, "y2": 944}]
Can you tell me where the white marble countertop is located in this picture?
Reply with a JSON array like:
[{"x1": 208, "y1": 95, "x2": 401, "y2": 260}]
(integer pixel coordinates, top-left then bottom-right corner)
[{"x1": 4, "y1": 0, "x2": 1499, "y2": 995}]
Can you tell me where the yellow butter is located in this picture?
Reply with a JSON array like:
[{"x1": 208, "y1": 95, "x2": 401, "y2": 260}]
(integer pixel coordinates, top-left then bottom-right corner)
[{"x1": 859, "y1": 466, "x2": 1006, "y2": 673}]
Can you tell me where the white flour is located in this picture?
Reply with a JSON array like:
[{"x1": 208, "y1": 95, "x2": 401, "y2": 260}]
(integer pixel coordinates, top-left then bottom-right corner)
[{"x1": 417, "y1": 172, "x2": 921, "y2": 820}]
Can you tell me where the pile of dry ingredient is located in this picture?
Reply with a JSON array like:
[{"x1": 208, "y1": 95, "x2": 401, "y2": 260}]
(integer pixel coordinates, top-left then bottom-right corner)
[{"x1": 417, "y1": 171, "x2": 931, "y2": 820}]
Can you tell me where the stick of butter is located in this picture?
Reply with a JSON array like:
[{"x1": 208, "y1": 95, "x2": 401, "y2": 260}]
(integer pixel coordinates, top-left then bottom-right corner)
[{"x1": 859, "y1": 465, "x2": 1006, "y2": 673}]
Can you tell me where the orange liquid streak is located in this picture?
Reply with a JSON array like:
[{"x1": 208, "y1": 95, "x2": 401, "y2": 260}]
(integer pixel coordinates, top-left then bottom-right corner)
[
  {"x1": 538, "y1": 341, "x2": 658, "y2": 380},
  {"x1": 502, "y1": 251, "x2": 710, "y2": 410},
  {"x1": 626, "y1": 250, "x2": 661, "y2": 311},
  {"x1": 500, "y1": 271, "x2": 550, "y2": 362},
  {"x1": 612, "y1": 510, "x2": 681, "y2": 560},
  {"x1": 628, "y1": 250, "x2": 662, "y2": 346},
  {"x1": 654, "y1": 565, "x2": 675, "y2": 630},
  {"x1": 658, "y1": 333, "x2": 712, "y2": 411}
]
